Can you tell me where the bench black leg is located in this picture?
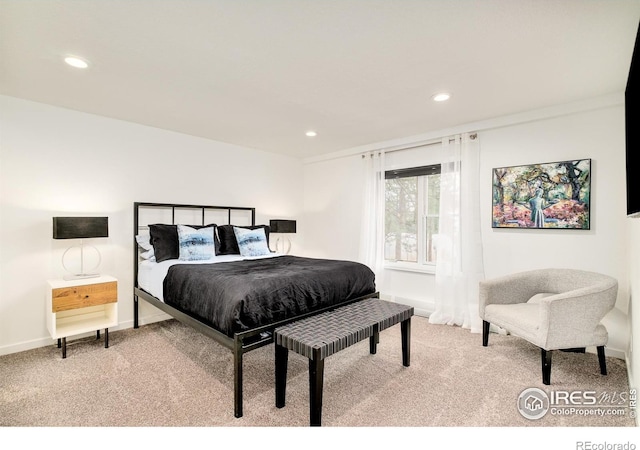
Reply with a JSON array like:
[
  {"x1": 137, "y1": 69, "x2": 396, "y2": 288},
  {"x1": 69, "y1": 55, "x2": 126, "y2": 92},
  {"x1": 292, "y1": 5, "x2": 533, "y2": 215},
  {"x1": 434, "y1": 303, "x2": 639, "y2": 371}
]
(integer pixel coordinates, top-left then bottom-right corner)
[
  {"x1": 104, "y1": 328, "x2": 109, "y2": 348},
  {"x1": 401, "y1": 318, "x2": 411, "y2": 367},
  {"x1": 309, "y1": 350, "x2": 324, "y2": 427},
  {"x1": 61, "y1": 337, "x2": 67, "y2": 359},
  {"x1": 275, "y1": 344, "x2": 288, "y2": 408},
  {"x1": 369, "y1": 323, "x2": 379, "y2": 354}
]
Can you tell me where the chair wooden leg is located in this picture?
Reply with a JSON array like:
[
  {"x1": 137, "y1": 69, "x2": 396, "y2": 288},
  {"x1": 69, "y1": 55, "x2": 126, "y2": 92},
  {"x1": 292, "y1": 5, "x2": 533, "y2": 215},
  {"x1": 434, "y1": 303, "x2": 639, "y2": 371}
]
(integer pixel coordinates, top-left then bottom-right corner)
[
  {"x1": 597, "y1": 346, "x2": 607, "y2": 375},
  {"x1": 541, "y1": 349, "x2": 552, "y2": 385},
  {"x1": 482, "y1": 321, "x2": 490, "y2": 347}
]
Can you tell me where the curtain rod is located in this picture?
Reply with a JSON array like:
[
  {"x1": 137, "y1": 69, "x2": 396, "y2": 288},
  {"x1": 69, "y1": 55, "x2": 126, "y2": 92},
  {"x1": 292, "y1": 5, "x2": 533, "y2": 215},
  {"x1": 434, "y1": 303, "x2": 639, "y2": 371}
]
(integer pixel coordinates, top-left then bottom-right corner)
[{"x1": 361, "y1": 133, "x2": 477, "y2": 158}]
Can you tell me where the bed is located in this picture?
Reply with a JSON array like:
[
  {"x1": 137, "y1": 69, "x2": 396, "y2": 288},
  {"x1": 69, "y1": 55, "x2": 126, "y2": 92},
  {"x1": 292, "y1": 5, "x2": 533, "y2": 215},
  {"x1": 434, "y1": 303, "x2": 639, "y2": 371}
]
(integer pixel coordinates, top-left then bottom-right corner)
[{"x1": 133, "y1": 202, "x2": 377, "y2": 418}]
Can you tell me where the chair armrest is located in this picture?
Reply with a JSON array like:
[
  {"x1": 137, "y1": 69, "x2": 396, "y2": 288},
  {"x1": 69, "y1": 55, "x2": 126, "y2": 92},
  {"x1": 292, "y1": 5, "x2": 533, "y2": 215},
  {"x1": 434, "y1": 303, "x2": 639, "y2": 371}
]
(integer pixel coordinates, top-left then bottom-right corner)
[
  {"x1": 479, "y1": 271, "x2": 548, "y2": 319},
  {"x1": 538, "y1": 283, "x2": 618, "y2": 349}
]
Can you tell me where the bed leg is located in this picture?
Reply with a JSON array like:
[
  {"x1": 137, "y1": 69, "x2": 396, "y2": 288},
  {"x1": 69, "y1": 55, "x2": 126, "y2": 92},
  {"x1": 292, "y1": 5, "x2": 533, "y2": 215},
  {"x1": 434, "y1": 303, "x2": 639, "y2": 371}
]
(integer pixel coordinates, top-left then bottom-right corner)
[
  {"x1": 234, "y1": 339, "x2": 244, "y2": 418},
  {"x1": 133, "y1": 295, "x2": 139, "y2": 329}
]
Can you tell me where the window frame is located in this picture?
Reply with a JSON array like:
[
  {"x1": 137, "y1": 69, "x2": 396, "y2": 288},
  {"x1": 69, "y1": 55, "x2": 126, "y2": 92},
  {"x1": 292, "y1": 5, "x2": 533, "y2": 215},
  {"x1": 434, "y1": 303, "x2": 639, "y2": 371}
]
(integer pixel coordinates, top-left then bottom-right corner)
[{"x1": 383, "y1": 164, "x2": 441, "y2": 274}]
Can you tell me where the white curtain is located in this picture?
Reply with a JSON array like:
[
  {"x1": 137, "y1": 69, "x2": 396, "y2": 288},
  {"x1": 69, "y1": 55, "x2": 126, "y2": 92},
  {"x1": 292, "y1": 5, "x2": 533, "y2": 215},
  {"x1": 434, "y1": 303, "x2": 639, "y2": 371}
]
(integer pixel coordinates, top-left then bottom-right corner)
[
  {"x1": 428, "y1": 133, "x2": 485, "y2": 333},
  {"x1": 359, "y1": 151, "x2": 386, "y2": 287}
]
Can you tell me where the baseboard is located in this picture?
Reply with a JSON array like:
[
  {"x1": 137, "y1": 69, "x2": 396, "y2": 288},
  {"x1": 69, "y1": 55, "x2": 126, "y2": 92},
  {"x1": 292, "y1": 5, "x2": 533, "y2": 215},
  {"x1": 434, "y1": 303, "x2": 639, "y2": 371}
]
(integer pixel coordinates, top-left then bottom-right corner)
[
  {"x1": 125, "y1": 311, "x2": 173, "y2": 328},
  {"x1": 604, "y1": 346, "x2": 626, "y2": 361},
  {"x1": 0, "y1": 336, "x2": 53, "y2": 357},
  {"x1": 384, "y1": 294, "x2": 434, "y2": 319},
  {"x1": 0, "y1": 311, "x2": 173, "y2": 357}
]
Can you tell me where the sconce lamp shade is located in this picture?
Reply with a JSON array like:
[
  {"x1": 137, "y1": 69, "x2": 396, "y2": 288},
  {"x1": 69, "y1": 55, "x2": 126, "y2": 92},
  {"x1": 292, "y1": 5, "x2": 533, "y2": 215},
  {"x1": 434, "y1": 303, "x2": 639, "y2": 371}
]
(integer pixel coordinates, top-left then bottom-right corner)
[
  {"x1": 269, "y1": 219, "x2": 296, "y2": 234},
  {"x1": 53, "y1": 217, "x2": 109, "y2": 239}
]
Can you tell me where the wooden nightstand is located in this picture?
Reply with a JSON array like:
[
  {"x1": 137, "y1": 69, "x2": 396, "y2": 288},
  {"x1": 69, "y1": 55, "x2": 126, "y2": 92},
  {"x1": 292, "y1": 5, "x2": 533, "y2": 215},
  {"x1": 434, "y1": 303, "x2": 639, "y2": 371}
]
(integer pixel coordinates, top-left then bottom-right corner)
[{"x1": 46, "y1": 275, "x2": 118, "y2": 358}]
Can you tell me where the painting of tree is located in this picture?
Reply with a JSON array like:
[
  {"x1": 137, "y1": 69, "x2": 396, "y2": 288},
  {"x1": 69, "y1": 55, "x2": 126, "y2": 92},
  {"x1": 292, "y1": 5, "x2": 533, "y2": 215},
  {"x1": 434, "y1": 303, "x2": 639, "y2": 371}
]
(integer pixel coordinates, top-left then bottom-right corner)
[{"x1": 491, "y1": 159, "x2": 591, "y2": 229}]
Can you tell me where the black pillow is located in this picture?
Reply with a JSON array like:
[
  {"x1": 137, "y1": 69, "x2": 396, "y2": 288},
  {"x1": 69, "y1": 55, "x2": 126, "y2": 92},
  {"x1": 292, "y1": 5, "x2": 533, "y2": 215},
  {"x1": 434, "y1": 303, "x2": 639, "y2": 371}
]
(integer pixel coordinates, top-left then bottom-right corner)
[
  {"x1": 149, "y1": 223, "x2": 217, "y2": 262},
  {"x1": 217, "y1": 224, "x2": 270, "y2": 255}
]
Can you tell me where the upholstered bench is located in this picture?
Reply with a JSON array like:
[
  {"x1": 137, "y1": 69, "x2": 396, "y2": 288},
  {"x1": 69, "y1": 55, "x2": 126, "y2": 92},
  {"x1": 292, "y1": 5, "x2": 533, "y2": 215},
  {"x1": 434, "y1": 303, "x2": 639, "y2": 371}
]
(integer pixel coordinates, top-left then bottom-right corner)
[{"x1": 274, "y1": 298, "x2": 414, "y2": 426}]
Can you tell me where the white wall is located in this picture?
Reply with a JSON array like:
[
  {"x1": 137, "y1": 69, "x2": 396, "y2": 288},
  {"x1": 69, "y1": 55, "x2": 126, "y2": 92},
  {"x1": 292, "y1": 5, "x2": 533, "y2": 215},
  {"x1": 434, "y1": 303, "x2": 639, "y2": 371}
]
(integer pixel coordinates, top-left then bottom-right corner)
[
  {"x1": 303, "y1": 96, "x2": 631, "y2": 357},
  {"x1": 0, "y1": 95, "x2": 304, "y2": 355},
  {"x1": 303, "y1": 154, "x2": 364, "y2": 260}
]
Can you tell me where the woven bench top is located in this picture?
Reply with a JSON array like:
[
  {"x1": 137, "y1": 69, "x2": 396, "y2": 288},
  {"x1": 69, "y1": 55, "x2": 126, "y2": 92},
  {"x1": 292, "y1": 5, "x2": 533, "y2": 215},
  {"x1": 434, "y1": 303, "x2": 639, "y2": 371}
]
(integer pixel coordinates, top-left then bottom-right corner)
[{"x1": 274, "y1": 298, "x2": 413, "y2": 360}]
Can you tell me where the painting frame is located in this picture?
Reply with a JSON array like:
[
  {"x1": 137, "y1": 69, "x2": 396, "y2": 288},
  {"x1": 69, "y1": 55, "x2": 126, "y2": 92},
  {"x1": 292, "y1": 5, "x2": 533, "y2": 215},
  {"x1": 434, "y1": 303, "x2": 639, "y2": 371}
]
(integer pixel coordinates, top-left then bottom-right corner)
[{"x1": 491, "y1": 158, "x2": 591, "y2": 230}]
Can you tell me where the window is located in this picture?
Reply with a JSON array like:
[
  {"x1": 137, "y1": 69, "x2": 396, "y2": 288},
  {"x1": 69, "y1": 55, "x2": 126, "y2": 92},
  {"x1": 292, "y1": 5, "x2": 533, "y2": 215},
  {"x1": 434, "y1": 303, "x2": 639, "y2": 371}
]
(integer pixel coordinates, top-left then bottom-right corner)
[{"x1": 384, "y1": 164, "x2": 440, "y2": 270}]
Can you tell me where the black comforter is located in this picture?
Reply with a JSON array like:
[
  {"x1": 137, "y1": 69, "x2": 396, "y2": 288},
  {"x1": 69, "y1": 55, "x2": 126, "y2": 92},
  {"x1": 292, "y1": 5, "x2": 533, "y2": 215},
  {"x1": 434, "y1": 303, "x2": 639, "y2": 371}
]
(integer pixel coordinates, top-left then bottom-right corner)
[{"x1": 163, "y1": 255, "x2": 376, "y2": 336}]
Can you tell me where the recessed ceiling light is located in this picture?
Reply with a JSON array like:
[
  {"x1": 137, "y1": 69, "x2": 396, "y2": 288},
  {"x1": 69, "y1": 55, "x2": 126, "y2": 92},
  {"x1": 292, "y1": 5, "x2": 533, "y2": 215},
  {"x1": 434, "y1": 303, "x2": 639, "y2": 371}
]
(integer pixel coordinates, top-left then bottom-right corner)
[
  {"x1": 305, "y1": 131, "x2": 317, "y2": 137},
  {"x1": 64, "y1": 56, "x2": 89, "y2": 69},
  {"x1": 432, "y1": 92, "x2": 451, "y2": 102}
]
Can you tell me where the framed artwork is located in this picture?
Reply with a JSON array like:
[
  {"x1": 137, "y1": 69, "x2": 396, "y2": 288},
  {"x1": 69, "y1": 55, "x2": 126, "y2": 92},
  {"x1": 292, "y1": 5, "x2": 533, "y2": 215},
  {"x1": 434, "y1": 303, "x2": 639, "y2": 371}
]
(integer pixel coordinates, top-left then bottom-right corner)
[{"x1": 492, "y1": 159, "x2": 591, "y2": 229}]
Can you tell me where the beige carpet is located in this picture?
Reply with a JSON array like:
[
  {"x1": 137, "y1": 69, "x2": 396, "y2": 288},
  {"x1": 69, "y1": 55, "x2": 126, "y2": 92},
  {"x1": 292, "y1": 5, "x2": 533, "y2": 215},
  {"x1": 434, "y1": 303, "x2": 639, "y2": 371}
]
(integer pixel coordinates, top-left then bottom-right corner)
[{"x1": 0, "y1": 316, "x2": 635, "y2": 429}]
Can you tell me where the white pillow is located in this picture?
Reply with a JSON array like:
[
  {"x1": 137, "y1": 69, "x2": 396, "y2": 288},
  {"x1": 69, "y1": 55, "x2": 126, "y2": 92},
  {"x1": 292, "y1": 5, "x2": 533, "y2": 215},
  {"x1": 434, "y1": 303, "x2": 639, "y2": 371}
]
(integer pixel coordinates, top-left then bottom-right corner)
[
  {"x1": 177, "y1": 225, "x2": 216, "y2": 261},
  {"x1": 136, "y1": 234, "x2": 155, "y2": 261},
  {"x1": 233, "y1": 226, "x2": 271, "y2": 257}
]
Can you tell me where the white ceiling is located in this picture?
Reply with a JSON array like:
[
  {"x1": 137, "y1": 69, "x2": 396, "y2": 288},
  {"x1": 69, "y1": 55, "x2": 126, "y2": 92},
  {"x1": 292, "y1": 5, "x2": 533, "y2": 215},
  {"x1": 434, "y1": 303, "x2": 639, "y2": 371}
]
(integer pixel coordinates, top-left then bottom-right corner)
[{"x1": 1, "y1": 0, "x2": 639, "y2": 159}]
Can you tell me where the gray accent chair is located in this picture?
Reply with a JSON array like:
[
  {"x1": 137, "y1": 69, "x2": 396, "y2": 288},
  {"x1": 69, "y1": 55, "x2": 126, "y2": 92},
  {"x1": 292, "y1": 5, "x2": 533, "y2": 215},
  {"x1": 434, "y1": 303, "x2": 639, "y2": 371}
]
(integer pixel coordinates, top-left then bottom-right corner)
[{"x1": 479, "y1": 268, "x2": 618, "y2": 385}]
